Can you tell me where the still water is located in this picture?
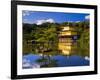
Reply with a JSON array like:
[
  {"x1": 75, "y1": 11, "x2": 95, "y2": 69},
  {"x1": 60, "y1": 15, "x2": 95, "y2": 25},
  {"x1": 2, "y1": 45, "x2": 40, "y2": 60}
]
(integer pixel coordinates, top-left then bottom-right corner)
[{"x1": 23, "y1": 54, "x2": 89, "y2": 69}]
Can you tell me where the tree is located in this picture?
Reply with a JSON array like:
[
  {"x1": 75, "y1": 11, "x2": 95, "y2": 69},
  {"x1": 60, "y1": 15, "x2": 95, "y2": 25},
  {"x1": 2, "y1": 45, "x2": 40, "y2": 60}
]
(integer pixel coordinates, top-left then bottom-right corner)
[{"x1": 77, "y1": 21, "x2": 90, "y2": 57}]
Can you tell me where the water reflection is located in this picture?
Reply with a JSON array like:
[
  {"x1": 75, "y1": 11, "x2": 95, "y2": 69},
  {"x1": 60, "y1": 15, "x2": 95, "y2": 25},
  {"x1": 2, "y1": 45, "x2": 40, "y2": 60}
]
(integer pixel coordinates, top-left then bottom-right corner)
[
  {"x1": 23, "y1": 54, "x2": 89, "y2": 69},
  {"x1": 23, "y1": 41, "x2": 90, "y2": 69}
]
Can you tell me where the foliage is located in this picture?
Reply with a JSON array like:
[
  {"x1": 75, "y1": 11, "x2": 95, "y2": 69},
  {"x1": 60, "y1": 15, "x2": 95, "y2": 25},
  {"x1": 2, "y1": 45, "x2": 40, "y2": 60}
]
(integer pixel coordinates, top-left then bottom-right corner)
[
  {"x1": 77, "y1": 21, "x2": 90, "y2": 57},
  {"x1": 23, "y1": 21, "x2": 90, "y2": 57}
]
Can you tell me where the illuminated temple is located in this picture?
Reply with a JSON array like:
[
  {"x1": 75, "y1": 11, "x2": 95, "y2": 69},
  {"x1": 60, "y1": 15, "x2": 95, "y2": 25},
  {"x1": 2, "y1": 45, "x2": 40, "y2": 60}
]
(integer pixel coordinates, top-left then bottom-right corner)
[{"x1": 58, "y1": 26, "x2": 78, "y2": 55}]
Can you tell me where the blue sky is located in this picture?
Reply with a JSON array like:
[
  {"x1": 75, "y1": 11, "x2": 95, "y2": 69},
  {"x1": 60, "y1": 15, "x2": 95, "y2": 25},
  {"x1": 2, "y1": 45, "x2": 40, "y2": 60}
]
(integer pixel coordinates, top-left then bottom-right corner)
[{"x1": 22, "y1": 10, "x2": 90, "y2": 24}]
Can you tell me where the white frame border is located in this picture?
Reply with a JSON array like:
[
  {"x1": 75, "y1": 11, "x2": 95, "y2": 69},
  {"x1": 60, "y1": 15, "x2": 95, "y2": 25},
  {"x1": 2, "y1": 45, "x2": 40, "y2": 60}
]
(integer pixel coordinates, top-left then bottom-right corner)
[{"x1": 17, "y1": 5, "x2": 95, "y2": 75}]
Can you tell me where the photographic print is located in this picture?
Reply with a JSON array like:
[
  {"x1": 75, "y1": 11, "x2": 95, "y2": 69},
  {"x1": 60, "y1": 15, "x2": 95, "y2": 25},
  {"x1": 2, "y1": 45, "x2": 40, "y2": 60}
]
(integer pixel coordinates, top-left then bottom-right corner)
[
  {"x1": 11, "y1": 0, "x2": 97, "y2": 79},
  {"x1": 22, "y1": 11, "x2": 90, "y2": 69}
]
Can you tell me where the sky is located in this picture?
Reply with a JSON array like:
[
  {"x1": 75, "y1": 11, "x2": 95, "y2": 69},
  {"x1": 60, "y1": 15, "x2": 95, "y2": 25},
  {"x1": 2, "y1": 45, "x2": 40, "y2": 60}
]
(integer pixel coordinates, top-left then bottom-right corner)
[{"x1": 22, "y1": 10, "x2": 90, "y2": 25}]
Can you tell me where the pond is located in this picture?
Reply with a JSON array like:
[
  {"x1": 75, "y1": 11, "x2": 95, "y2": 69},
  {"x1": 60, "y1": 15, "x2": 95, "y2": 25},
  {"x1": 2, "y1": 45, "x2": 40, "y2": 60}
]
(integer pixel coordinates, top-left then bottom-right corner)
[{"x1": 22, "y1": 54, "x2": 89, "y2": 69}]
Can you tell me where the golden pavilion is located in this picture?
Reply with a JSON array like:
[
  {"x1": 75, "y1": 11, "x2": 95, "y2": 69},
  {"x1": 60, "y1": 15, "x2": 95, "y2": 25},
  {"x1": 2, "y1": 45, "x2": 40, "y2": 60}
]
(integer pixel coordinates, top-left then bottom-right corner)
[{"x1": 58, "y1": 26, "x2": 78, "y2": 55}]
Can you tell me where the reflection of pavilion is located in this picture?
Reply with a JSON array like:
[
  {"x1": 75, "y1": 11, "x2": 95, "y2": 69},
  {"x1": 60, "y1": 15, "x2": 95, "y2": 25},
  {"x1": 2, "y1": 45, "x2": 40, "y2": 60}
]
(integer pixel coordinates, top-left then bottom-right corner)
[{"x1": 58, "y1": 26, "x2": 78, "y2": 55}]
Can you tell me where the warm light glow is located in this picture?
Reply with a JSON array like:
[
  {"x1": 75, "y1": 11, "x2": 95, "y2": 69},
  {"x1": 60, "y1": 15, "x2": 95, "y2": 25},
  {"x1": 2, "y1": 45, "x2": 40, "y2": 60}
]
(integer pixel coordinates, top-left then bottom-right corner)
[
  {"x1": 62, "y1": 26, "x2": 75, "y2": 31},
  {"x1": 58, "y1": 26, "x2": 78, "y2": 55},
  {"x1": 59, "y1": 31, "x2": 77, "y2": 36}
]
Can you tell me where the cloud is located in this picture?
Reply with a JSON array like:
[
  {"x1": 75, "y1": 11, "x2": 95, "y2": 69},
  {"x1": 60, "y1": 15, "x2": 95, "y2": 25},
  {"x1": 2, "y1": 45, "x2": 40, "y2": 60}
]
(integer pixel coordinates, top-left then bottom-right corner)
[
  {"x1": 85, "y1": 15, "x2": 90, "y2": 20},
  {"x1": 46, "y1": 18, "x2": 55, "y2": 23},
  {"x1": 23, "y1": 11, "x2": 30, "y2": 16},
  {"x1": 36, "y1": 18, "x2": 55, "y2": 25},
  {"x1": 23, "y1": 19, "x2": 28, "y2": 22},
  {"x1": 36, "y1": 20, "x2": 45, "y2": 25},
  {"x1": 75, "y1": 21, "x2": 81, "y2": 23},
  {"x1": 23, "y1": 18, "x2": 33, "y2": 24}
]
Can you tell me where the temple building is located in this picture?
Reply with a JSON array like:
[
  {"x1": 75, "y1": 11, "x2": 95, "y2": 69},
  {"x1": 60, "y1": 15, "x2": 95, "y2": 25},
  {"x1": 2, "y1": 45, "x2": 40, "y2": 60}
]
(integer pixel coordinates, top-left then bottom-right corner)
[{"x1": 58, "y1": 26, "x2": 78, "y2": 55}]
